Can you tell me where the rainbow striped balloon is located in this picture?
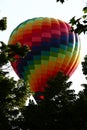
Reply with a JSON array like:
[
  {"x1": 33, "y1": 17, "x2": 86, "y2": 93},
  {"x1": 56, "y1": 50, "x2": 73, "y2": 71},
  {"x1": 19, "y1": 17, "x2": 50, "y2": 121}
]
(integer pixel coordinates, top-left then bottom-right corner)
[{"x1": 8, "y1": 17, "x2": 81, "y2": 92}]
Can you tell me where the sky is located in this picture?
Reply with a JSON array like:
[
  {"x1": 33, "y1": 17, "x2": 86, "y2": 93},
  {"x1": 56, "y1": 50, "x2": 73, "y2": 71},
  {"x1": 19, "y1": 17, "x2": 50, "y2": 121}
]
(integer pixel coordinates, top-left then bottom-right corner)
[{"x1": 0, "y1": 0, "x2": 87, "y2": 93}]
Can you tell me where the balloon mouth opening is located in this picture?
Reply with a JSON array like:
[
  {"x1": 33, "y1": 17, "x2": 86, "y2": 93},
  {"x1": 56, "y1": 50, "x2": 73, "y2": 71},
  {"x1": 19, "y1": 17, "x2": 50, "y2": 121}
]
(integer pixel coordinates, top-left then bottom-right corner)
[{"x1": 33, "y1": 92, "x2": 45, "y2": 101}]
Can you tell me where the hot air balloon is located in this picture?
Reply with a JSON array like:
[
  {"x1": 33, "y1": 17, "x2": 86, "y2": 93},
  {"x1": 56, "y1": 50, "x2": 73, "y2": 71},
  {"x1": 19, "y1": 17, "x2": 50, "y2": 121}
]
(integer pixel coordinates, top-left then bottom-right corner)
[{"x1": 8, "y1": 17, "x2": 81, "y2": 93}]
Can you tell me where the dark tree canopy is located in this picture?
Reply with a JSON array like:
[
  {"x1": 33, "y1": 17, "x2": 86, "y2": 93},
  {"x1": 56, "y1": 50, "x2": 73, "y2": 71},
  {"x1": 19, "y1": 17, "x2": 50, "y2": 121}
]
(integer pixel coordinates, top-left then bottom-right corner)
[
  {"x1": 0, "y1": 17, "x2": 7, "y2": 31},
  {"x1": 0, "y1": 17, "x2": 30, "y2": 130}
]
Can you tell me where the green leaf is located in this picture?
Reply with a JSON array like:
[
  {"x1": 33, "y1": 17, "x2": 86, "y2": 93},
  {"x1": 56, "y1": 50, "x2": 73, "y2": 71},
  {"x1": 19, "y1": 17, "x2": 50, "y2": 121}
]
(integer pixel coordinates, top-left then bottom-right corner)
[
  {"x1": 82, "y1": 15, "x2": 87, "y2": 19},
  {"x1": 83, "y1": 7, "x2": 87, "y2": 14},
  {"x1": 69, "y1": 16, "x2": 76, "y2": 25}
]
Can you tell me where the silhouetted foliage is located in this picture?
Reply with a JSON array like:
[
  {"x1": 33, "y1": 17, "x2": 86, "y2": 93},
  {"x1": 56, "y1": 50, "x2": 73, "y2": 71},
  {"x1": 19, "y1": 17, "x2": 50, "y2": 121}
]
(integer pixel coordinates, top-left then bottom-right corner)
[
  {"x1": 82, "y1": 55, "x2": 87, "y2": 77},
  {"x1": 56, "y1": 0, "x2": 65, "y2": 3},
  {"x1": 0, "y1": 41, "x2": 29, "y2": 67},
  {"x1": 0, "y1": 17, "x2": 30, "y2": 130},
  {"x1": 73, "y1": 55, "x2": 87, "y2": 130},
  {"x1": 0, "y1": 17, "x2": 7, "y2": 30},
  {"x1": 18, "y1": 72, "x2": 77, "y2": 130},
  {"x1": 56, "y1": 0, "x2": 87, "y2": 34},
  {"x1": 69, "y1": 6, "x2": 87, "y2": 34}
]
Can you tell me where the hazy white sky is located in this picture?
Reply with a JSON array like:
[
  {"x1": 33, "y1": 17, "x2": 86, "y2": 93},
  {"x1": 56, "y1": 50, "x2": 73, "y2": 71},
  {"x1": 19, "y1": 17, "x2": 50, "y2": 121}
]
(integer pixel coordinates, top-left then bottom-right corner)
[{"x1": 0, "y1": 0, "x2": 87, "y2": 93}]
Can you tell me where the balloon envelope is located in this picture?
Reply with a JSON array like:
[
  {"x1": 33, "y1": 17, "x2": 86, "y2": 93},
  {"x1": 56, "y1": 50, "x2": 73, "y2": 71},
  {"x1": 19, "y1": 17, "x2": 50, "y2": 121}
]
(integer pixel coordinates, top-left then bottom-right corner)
[{"x1": 8, "y1": 17, "x2": 81, "y2": 92}]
